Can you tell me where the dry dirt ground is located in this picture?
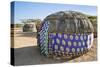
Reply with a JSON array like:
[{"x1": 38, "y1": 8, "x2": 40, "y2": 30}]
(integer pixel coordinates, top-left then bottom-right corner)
[
  {"x1": 11, "y1": 28, "x2": 97, "y2": 66},
  {"x1": 11, "y1": 28, "x2": 37, "y2": 48}
]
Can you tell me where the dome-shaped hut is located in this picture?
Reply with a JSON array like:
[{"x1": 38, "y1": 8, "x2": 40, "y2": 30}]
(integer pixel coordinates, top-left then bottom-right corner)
[
  {"x1": 38, "y1": 11, "x2": 94, "y2": 58},
  {"x1": 23, "y1": 23, "x2": 37, "y2": 32}
]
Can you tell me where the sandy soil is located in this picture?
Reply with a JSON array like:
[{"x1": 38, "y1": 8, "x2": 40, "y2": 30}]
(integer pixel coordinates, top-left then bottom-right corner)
[{"x1": 11, "y1": 28, "x2": 37, "y2": 48}]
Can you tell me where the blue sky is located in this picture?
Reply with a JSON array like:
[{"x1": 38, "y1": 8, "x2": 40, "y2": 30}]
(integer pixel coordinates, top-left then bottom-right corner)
[{"x1": 11, "y1": 1, "x2": 97, "y2": 24}]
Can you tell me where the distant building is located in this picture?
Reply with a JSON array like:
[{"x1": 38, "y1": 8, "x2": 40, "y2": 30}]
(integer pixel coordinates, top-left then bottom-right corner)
[{"x1": 23, "y1": 22, "x2": 37, "y2": 32}]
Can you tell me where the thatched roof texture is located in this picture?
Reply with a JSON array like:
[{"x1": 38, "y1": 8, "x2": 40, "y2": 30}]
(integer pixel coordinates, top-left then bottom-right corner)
[{"x1": 43, "y1": 11, "x2": 94, "y2": 34}]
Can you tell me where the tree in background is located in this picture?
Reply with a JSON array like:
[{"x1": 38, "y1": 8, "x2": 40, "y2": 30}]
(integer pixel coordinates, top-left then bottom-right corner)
[
  {"x1": 15, "y1": 24, "x2": 22, "y2": 28},
  {"x1": 88, "y1": 16, "x2": 97, "y2": 37},
  {"x1": 21, "y1": 19, "x2": 41, "y2": 24}
]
